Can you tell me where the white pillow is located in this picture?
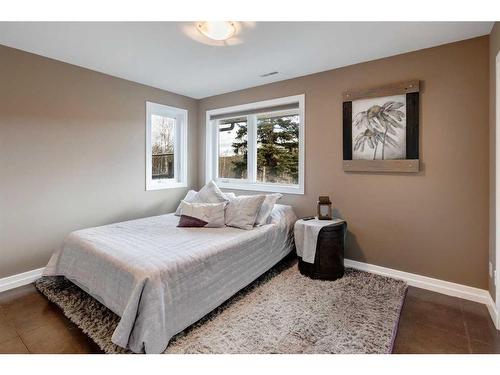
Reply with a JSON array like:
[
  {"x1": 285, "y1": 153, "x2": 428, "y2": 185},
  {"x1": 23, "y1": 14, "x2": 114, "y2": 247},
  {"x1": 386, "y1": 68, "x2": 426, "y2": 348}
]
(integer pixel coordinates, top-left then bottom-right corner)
[
  {"x1": 178, "y1": 201, "x2": 226, "y2": 228},
  {"x1": 254, "y1": 193, "x2": 283, "y2": 226},
  {"x1": 191, "y1": 181, "x2": 228, "y2": 204},
  {"x1": 175, "y1": 189, "x2": 235, "y2": 216},
  {"x1": 225, "y1": 195, "x2": 266, "y2": 230},
  {"x1": 175, "y1": 190, "x2": 198, "y2": 216}
]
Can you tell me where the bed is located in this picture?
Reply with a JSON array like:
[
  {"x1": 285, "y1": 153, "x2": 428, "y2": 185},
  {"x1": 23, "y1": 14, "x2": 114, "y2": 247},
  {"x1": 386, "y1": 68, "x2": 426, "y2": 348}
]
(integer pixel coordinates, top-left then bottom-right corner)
[{"x1": 43, "y1": 204, "x2": 296, "y2": 353}]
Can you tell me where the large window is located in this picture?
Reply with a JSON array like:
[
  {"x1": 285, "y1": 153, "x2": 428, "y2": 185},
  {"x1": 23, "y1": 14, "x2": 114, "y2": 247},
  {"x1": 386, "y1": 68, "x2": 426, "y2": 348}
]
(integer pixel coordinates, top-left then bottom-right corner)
[
  {"x1": 206, "y1": 95, "x2": 304, "y2": 194},
  {"x1": 146, "y1": 102, "x2": 187, "y2": 190}
]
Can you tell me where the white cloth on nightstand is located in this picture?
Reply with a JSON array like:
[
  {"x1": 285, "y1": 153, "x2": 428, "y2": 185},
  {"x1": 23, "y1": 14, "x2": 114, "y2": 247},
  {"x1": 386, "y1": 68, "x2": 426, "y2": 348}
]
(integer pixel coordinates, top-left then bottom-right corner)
[{"x1": 294, "y1": 218, "x2": 345, "y2": 264}]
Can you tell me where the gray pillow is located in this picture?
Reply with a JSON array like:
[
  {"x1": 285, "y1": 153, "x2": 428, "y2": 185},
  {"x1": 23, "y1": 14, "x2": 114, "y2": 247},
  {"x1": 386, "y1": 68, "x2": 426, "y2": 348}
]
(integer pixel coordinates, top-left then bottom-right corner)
[
  {"x1": 254, "y1": 193, "x2": 283, "y2": 226},
  {"x1": 225, "y1": 195, "x2": 266, "y2": 230},
  {"x1": 191, "y1": 181, "x2": 228, "y2": 204}
]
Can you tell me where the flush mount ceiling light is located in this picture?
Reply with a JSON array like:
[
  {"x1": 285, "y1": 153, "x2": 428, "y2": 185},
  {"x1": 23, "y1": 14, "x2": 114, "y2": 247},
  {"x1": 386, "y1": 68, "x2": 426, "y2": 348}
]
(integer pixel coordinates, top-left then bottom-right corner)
[{"x1": 196, "y1": 21, "x2": 236, "y2": 41}]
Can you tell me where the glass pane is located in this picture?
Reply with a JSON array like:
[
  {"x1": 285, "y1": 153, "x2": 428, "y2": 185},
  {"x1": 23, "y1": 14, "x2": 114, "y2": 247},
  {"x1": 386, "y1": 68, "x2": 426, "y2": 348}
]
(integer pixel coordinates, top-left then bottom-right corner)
[
  {"x1": 151, "y1": 114, "x2": 175, "y2": 180},
  {"x1": 218, "y1": 119, "x2": 248, "y2": 179},
  {"x1": 257, "y1": 113, "x2": 299, "y2": 184}
]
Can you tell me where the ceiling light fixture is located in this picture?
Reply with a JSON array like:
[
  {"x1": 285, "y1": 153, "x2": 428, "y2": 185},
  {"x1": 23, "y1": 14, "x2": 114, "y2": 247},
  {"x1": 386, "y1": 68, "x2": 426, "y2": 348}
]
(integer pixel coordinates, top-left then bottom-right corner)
[{"x1": 196, "y1": 21, "x2": 236, "y2": 41}]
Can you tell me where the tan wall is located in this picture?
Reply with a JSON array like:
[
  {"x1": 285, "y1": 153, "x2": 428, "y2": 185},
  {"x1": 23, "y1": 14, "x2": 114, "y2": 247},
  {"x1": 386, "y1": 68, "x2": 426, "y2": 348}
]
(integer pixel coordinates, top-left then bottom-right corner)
[
  {"x1": 0, "y1": 45, "x2": 199, "y2": 279},
  {"x1": 198, "y1": 36, "x2": 490, "y2": 289},
  {"x1": 490, "y1": 23, "x2": 500, "y2": 299}
]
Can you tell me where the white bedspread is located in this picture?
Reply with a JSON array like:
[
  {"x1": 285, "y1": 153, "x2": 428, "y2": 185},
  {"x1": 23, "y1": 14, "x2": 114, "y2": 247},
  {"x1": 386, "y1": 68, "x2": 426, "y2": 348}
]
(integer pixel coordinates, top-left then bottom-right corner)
[{"x1": 44, "y1": 204, "x2": 296, "y2": 353}]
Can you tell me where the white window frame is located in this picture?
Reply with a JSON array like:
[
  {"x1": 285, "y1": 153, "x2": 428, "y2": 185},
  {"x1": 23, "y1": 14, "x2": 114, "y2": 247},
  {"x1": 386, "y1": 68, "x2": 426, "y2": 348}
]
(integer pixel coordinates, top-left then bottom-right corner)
[
  {"x1": 146, "y1": 101, "x2": 188, "y2": 190},
  {"x1": 205, "y1": 94, "x2": 305, "y2": 194}
]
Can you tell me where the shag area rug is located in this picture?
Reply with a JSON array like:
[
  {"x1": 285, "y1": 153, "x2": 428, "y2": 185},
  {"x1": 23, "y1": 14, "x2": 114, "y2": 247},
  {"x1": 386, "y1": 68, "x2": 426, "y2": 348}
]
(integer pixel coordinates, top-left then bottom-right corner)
[{"x1": 35, "y1": 258, "x2": 407, "y2": 354}]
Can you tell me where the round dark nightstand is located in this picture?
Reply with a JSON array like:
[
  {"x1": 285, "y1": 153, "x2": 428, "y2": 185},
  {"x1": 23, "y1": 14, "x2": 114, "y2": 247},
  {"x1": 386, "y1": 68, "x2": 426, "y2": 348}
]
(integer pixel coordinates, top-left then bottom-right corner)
[{"x1": 295, "y1": 219, "x2": 347, "y2": 280}]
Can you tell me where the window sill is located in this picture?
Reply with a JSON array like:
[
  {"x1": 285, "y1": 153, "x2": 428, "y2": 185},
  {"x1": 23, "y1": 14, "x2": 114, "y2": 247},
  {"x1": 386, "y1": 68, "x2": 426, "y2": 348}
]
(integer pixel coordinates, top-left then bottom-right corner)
[
  {"x1": 216, "y1": 180, "x2": 304, "y2": 195},
  {"x1": 146, "y1": 181, "x2": 187, "y2": 191}
]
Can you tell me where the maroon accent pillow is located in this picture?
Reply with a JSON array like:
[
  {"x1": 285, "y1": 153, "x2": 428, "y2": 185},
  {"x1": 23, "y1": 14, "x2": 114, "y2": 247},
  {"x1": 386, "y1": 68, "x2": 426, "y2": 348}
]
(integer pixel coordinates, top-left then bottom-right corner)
[{"x1": 177, "y1": 215, "x2": 208, "y2": 228}]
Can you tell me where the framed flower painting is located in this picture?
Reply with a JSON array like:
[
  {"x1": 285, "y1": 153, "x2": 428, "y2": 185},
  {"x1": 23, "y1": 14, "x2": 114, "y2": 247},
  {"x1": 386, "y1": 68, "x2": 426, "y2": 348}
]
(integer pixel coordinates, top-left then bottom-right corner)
[{"x1": 343, "y1": 80, "x2": 420, "y2": 172}]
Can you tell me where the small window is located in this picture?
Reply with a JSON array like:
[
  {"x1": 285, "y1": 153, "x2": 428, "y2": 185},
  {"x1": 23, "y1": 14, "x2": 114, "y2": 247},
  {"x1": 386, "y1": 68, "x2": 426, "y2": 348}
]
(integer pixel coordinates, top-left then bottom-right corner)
[
  {"x1": 146, "y1": 102, "x2": 187, "y2": 190},
  {"x1": 206, "y1": 95, "x2": 305, "y2": 194}
]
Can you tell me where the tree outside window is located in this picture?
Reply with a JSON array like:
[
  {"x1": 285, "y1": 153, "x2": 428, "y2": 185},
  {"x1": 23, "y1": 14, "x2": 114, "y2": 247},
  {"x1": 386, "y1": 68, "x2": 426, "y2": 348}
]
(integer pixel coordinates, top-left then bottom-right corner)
[
  {"x1": 151, "y1": 115, "x2": 175, "y2": 179},
  {"x1": 219, "y1": 114, "x2": 299, "y2": 184}
]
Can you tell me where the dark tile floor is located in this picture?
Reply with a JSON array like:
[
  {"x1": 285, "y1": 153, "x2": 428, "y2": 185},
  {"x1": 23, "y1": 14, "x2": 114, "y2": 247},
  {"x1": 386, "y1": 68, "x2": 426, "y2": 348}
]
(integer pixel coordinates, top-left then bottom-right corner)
[
  {"x1": 393, "y1": 287, "x2": 500, "y2": 354},
  {"x1": 0, "y1": 283, "x2": 498, "y2": 354}
]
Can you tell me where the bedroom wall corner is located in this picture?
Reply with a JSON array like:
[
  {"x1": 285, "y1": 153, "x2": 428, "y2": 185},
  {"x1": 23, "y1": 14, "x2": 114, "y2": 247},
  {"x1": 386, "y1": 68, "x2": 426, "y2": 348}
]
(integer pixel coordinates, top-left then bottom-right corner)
[{"x1": 490, "y1": 22, "x2": 500, "y2": 302}]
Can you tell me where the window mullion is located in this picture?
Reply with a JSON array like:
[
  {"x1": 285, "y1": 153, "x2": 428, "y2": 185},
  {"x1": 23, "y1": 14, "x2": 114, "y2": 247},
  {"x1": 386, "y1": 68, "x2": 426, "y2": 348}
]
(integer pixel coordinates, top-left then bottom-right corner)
[
  {"x1": 247, "y1": 115, "x2": 257, "y2": 183},
  {"x1": 207, "y1": 120, "x2": 214, "y2": 181},
  {"x1": 175, "y1": 116, "x2": 181, "y2": 183},
  {"x1": 214, "y1": 120, "x2": 219, "y2": 180}
]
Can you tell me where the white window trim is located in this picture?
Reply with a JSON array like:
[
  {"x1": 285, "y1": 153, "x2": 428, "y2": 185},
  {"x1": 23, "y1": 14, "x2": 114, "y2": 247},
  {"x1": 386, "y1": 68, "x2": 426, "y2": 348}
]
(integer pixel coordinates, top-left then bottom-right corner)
[
  {"x1": 205, "y1": 94, "x2": 305, "y2": 195},
  {"x1": 146, "y1": 101, "x2": 188, "y2": 190}
]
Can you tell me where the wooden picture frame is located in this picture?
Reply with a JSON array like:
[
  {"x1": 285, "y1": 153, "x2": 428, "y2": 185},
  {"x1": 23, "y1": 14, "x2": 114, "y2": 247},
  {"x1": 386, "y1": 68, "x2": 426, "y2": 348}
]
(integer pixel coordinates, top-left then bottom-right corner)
[{"x1": 342, "y1": 80, "x2": 420, "y2": 173}]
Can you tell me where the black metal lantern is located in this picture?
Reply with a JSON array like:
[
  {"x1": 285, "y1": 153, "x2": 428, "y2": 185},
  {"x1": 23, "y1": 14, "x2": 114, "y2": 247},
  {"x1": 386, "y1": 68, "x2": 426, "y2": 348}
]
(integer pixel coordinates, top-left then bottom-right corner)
[{"x1": 317, "y1": 196, "x2": 332, "y2": 220}]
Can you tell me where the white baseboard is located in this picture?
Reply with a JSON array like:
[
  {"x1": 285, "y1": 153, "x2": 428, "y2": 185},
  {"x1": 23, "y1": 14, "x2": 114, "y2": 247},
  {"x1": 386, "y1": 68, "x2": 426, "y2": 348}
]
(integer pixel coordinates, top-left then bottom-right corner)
[
  {"x1": 345, "y1": 258, "x2": 500, "y2": 330},
  {"x1": 0, "y1": 268, "x2": 45, "y2": 293},
  {"x1": 1, "y1": 260, "x2": 499, "y2": 329},
  {"x1": 486, "y1": 294, "x2": 500, "y2": 330}
]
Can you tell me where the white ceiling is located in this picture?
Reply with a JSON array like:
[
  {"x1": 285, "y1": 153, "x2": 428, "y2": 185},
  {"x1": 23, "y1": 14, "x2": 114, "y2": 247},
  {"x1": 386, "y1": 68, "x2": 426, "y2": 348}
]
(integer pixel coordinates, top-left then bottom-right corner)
[{"x1": 0, "y1": 22, "x2": 493, "y2": 99}]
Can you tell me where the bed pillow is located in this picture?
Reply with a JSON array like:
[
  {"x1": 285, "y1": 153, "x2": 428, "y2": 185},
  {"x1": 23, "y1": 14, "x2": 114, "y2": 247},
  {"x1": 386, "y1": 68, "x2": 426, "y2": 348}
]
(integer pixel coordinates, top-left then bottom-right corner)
[
  {"x1": 191, "y1": 180, "x2": 229, "y2": 204},
  {"x1": 225, "y1": 195, "x2": 266, "y2": 230},
  {"x1": 174, "y1": 189, "x2": 234, "y2": 216},
  {"x1": 175, "y1": 190, "x2": 198, "y2": 216},
  {"x1": 254, "y1": 193, "x2": 283, "y2": 226},
  {"x1": 177, "y1": 201, "x2": 226, "y2": 228}
]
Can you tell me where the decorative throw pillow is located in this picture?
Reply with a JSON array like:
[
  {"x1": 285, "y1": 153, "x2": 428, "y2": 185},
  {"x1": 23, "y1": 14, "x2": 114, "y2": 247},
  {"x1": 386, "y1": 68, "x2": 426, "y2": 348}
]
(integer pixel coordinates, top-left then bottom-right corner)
[
  {"x1": 177, "y1": 201, "x2": 226, "y2": 228},
  {"x1": 175, "y1": 190, "x2": 198, "y2": 216},
  {"x1": 225, "y1": 195, "x2": 266, "y2": 230},
  {"x1": 191, "y1": 180, "x2": 228, "y2": 204},
  {"x1": 254, "y1": 193, "x2": 283, "y2": 226},
  {"x1": 175, "y1": 189, "x2": 235, "y2": 216}
]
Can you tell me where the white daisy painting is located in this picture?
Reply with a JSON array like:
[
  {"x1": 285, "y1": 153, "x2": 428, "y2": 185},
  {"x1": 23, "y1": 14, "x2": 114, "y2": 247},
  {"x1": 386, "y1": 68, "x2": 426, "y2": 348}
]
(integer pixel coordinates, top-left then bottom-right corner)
[{"x1": 352, "y1": 95, "x2": 406, "y2": 160}]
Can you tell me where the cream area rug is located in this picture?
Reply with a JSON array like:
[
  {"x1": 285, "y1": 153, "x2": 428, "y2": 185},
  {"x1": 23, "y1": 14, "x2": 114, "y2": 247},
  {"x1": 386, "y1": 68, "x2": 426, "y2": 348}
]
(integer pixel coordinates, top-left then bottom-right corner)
[{"x1": 35, "y1": 257, "x2": 407, "y2": 354}]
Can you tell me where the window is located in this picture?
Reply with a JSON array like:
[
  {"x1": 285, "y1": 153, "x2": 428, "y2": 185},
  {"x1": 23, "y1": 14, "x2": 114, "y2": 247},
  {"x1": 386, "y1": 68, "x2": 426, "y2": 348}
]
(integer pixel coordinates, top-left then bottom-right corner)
[
  {"x1": 206, "y1": 95, "x2": 304, "y2": 194},
  {"x1": 146, "y1": 102, "x2": 187, "y2": 190},
  {"x1": 218, "y1": 118, "x2": 248, "y2": 179},
  {"x1": 256, "y1": 112, "x2": 299, "y2": 185}
]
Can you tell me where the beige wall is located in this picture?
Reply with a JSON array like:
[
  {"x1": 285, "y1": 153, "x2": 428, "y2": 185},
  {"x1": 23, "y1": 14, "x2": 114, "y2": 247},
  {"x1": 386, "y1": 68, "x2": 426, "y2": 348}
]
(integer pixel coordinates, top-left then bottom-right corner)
[
  {"x1": 0, "y1": 45, "x2": 199, "y2": 279},
  {"x1": 490, "y1": 23, "x2": 500, "y2": 299},
  {"x1": 198, "y1": 36, "x2": 490, "y2": 289}
]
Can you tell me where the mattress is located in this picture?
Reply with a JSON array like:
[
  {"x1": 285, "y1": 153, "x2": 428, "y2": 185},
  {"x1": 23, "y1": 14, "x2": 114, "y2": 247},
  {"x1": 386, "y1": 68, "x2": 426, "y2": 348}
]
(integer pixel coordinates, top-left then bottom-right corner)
[{"x1": 44, "y1": 204, "x2": 297, "y2": 353}]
